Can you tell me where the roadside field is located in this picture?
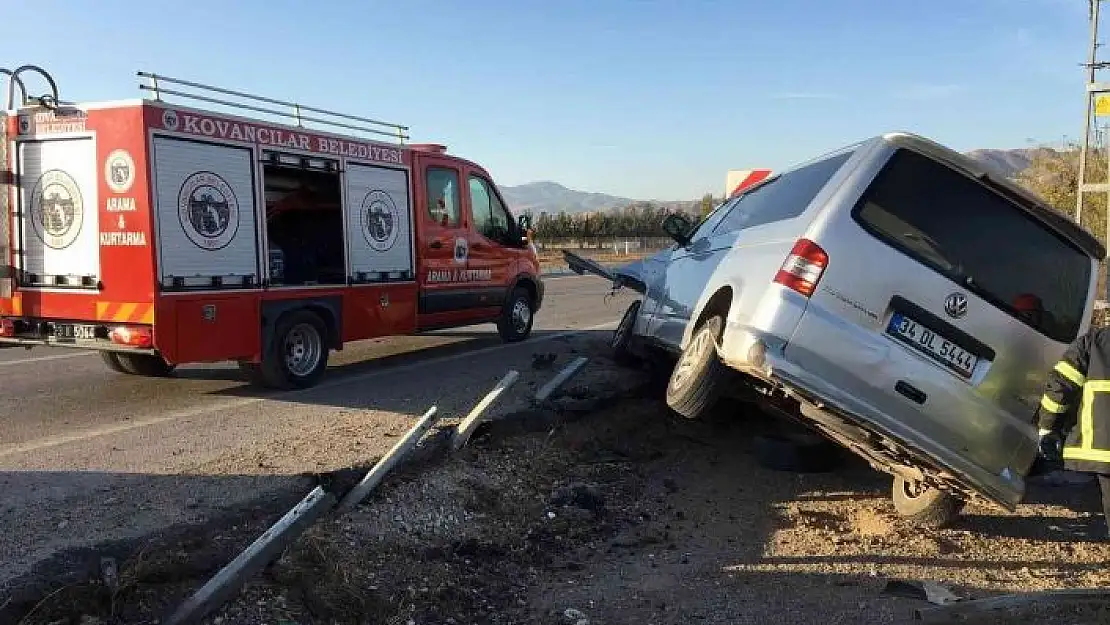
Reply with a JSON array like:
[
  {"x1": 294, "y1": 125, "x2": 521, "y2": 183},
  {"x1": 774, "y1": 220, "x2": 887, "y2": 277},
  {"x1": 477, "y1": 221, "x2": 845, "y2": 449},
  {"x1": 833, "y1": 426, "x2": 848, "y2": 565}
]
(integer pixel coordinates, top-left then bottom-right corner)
[{"x1": 13, "y1": 334, "x2": 1110, "y2": 625}]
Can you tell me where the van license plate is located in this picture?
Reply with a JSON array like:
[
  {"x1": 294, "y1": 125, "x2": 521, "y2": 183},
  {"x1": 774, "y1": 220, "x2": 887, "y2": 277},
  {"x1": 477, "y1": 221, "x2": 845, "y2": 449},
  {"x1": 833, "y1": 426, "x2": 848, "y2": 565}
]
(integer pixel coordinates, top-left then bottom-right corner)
[
  {"x1": 886, "y1": 312, "x2": 977, "y2": 378},
  {"x1": 53, "y1": 323, "x2": 97, "y2": 341}
]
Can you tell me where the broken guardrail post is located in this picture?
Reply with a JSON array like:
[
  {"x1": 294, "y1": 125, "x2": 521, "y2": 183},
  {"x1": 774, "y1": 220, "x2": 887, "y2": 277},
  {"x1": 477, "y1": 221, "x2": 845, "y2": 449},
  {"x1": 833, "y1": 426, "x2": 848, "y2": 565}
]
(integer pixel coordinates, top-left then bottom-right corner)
[
  {"x1": 164, "y1": 485, "x2": 336, "y2": 625},
  {"x1": 451, "y1": 370, "x2": 521, "y2": 451},
  {"x1": 335, "y1": 405, "x2": 440, "y2": 513},
  {"x1": 534, "y1": 356, "x2": 589, "y2": 405}
]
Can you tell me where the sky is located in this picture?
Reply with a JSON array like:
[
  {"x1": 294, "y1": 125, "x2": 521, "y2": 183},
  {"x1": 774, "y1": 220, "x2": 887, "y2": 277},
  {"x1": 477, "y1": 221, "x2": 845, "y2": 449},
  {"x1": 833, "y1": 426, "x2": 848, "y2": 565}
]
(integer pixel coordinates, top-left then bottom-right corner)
[{"x1": 0, "y1": 0, "x2": 1096, "y2": 200}]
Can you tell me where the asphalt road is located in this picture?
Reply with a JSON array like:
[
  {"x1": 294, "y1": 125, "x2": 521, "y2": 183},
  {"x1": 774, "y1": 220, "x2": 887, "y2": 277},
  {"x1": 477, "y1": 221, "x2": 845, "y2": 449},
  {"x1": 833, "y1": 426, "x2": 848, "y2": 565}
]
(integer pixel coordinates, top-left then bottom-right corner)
[{"x1": 0, "y1": 275, "x2": 638, "y2": 594}]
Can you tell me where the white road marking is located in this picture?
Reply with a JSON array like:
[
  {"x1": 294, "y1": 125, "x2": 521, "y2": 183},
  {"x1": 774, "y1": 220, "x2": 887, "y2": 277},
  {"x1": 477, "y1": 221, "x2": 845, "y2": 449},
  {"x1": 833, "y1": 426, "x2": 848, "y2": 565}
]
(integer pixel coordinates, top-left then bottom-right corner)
[
  {"x1": 0, "y1": 320, "x2": 619, "y2": 458},
  {"x1": 0, "y1": 351, "x2": 98, "y2": 368}
]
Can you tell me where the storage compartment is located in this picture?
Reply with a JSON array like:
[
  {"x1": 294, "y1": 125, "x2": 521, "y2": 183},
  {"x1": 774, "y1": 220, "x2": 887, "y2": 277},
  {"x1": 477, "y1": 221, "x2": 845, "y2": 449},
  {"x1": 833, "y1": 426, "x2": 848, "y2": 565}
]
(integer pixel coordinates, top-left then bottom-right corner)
[{"x1": 262, "y1": 152, "x2": 345, "y2": 287}]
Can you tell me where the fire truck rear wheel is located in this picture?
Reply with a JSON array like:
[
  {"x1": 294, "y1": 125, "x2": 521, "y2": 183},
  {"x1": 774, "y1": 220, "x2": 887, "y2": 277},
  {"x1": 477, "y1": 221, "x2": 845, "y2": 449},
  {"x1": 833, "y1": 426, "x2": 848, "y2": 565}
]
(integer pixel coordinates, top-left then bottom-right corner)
[
  {"x1": 254, "y1": 310, "x2": 330, "y2": 389},
  {"x1": 497, "y1": 287, "x2": 534, "y2": 343},
  {"x1": 115, "y1": 353, "x2": 176, "y2": 377}
]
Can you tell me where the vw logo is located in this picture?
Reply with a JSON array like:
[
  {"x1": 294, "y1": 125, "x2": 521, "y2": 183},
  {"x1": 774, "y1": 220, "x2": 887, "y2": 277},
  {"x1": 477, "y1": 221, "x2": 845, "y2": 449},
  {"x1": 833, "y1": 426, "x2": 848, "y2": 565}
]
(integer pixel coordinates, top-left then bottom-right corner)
[{"x1": 944, "y1": 293, "x2": 968, "y2": 319}]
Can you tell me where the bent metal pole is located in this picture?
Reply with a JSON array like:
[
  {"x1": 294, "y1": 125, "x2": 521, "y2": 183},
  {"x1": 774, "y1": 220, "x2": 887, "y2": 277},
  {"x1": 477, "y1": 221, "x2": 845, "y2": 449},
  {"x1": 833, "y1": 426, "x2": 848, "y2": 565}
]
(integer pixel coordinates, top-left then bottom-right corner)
[{"x1": 336, "y1": 405, "x2": 440, "y2": 513}]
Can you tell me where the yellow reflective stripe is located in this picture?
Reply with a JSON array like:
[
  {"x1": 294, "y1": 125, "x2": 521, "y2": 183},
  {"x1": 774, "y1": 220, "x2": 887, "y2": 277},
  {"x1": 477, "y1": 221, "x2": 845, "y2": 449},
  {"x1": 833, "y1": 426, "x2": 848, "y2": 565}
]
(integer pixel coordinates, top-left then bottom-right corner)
[
  {"x1": 1040, "y1": 395, "x2": 1068, "y2": 414},
  {"x1": 1063, "y1": 446, "x2": 1110, "y2": 463},
  {"x1": 1080, "y1": 380, "x2": 1110, "y2": 450},
  {"x1": 1055, "y1": 361, "x2": 1087, "y2": 387}
]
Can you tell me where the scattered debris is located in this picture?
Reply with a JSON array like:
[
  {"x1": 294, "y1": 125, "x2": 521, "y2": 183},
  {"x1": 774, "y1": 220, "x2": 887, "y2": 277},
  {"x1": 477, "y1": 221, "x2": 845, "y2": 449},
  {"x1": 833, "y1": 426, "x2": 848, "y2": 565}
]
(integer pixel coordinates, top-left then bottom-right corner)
[
  {"x1": 531, "y1": 353, "x2": 559, "y2": 370},
  {"x1": 914, "y1": 588, "x2": 1110, "y2": 624}
]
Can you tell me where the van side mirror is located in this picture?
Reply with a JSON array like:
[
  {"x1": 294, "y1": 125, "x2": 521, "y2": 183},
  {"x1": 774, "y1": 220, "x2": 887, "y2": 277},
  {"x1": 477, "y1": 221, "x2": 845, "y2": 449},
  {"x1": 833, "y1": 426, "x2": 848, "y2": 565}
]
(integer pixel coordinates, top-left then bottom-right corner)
[
  {"x1": 517, "y1": 214, "x2": 533, "y2": 245},
  {"x1": 661, "y1": 213, "x2": 694, "y2": 246}
]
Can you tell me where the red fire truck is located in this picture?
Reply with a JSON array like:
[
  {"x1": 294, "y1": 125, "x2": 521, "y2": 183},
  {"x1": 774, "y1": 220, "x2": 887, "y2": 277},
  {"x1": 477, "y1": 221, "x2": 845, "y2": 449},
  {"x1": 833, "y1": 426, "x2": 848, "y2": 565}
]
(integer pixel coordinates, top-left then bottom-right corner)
[{"x1": 0, "y1": 66, "x2": 544, "y2": 388}]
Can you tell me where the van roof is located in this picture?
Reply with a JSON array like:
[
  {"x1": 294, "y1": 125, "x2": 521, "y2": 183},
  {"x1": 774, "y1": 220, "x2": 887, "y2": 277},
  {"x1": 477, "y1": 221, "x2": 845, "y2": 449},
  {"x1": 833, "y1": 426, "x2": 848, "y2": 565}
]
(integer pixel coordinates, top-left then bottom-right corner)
[{"x1": 878, "y1": 132, "x2": 1106, "y2": 262}]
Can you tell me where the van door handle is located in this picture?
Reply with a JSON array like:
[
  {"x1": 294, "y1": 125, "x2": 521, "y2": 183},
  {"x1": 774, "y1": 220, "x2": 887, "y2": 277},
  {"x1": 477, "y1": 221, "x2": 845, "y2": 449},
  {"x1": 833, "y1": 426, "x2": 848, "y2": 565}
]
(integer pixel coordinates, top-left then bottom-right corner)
[
  {"x1": 895, "y1": 380, "x2": 926, "y2": 405},
  {"x1": 430, "y1": 241, "x2": 443, "y2": 249}
]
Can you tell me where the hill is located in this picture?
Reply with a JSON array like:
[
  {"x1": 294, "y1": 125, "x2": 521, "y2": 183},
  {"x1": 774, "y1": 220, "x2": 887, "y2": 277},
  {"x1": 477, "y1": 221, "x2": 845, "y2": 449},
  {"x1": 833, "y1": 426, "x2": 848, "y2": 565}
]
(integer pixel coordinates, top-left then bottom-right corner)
[{"x1": 501, "y1": 148, "x2": 1042, "y2": 215}]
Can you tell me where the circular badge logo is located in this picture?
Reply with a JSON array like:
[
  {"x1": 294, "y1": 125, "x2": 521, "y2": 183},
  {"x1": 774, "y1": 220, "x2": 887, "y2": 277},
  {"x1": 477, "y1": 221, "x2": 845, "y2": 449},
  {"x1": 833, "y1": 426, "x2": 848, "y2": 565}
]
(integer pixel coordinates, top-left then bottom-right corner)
[
  {"x1": 360, "y1": 190, "x2": 399, "y2": 252},
  {"x1": 177, "y1": 171, "x2": 239, "y2": 251},
  {"x1": 30, "y1": 169, "x2": 84, "y2": 250},
  {"x1": 162, "y1": 109, "x2": 179, "y2": 131},
  {"x1": 104, "y1": 149, "x2": 135, "y2": 194}
]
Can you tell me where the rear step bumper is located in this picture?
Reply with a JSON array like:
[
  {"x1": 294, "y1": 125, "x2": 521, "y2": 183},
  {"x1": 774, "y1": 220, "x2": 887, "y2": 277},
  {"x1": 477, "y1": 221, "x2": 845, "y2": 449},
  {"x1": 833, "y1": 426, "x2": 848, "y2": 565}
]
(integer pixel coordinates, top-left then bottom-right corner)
[
  {"x1": 0, "y1": 336, "x2": 155, "y2": 355},
  {"x1": 0, "y1": 317, "x2": 157, "y2": 355},
  {"x1": 759, "y1": 351, "x2": 1026, "y2": 512}
]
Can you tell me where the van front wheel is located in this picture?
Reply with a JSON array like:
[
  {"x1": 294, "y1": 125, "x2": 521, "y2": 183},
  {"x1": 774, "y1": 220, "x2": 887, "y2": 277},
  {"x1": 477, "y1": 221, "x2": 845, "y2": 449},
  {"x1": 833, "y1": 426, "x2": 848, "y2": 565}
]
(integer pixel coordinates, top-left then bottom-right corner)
[
  {"x1": 891, "y1": 476, "x2": 965, "y2": 528},
  {"x1": 497, "y1": 287, "x2": 534, "y2": 343},
  {"x1": 665, "y1": 315, "x2": 726, "y2": 419}
]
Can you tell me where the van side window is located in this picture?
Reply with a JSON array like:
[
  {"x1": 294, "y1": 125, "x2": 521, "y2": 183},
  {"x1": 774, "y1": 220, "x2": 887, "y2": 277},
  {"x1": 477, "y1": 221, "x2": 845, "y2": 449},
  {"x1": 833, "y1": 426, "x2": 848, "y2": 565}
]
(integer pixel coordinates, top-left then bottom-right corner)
[
  {"x1": 469, "y1": 175, "x2": 511, "y2": 243},
  {"x1": 854, "y1": 148, "x2": 1091, "y2": 342},
  {"x1": 426, "y1": 167, "x2": 461, "y2": 228},
  {"x1": 714, "y1": 151, "x2": 852, "y2": 235}
]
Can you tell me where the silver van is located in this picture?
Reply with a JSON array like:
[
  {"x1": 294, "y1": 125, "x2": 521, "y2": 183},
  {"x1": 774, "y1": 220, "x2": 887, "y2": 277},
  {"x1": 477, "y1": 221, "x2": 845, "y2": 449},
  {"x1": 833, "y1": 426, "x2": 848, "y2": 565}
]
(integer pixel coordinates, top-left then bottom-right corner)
[{"x1": 570, "y1": 132, "x2": 1105, "y2": 527}]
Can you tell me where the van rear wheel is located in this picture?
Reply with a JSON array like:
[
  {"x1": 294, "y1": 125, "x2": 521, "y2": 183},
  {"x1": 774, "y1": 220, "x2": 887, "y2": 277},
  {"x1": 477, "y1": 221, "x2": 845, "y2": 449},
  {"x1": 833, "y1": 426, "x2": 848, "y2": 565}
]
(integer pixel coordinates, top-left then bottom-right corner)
[
  {"x1": 665, "y1": 315, "x2": 726, "y2": 419},
  {"x1": 113, "y1": 353, "x2": 176, "y2": 377},
  {"x1": 100, "y1": 352, "x2": 128, "y2": 374},
  {"x1": 245, "y1": 310, "x2": 329, "y2": 390},
  {"x1": 891, "y1": 476, "x2": 965, "y2": 528}
]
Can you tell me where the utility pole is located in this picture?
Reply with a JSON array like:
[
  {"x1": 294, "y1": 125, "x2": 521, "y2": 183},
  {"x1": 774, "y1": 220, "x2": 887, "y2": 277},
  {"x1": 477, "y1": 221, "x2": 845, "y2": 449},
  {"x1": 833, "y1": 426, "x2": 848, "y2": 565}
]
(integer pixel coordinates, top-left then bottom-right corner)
[
  {"x1": 1077, "y1": 0, "x2": 1110, "y2": 303},
  {"x1": 1077, "y1": 0, "x2": 1102, "y2": 225}
]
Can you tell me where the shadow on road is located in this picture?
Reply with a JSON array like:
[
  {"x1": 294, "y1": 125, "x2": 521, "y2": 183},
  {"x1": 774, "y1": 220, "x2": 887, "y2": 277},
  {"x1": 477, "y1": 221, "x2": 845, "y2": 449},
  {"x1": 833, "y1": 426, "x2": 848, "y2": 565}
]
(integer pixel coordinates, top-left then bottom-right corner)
[{"x1": 192, "y1": 329, "x2": 612, "y2": 409}]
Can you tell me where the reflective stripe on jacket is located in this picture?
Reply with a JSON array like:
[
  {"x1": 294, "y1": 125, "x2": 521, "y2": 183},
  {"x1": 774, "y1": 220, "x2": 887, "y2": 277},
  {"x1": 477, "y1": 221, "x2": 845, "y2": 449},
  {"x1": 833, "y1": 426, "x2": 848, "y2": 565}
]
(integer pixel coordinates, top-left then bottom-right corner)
[{"x1": 1038, "y1": 326, "x2": 1110, "y2": 474}]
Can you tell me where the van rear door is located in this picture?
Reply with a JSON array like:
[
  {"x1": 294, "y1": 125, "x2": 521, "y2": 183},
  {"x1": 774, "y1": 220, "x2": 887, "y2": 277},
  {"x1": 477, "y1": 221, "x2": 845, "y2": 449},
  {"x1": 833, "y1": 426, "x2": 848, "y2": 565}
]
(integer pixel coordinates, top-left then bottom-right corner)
[{"x1": 784, "y1": 145, "x2": 1097, "y2": 490}]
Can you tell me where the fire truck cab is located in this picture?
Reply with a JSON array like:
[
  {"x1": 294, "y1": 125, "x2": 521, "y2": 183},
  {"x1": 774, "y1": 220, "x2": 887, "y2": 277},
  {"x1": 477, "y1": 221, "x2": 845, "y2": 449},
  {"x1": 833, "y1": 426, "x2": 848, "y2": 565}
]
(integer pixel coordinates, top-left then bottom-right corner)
[{"x1": 0, "y1": 66, "x2": 544, "y2": 389}]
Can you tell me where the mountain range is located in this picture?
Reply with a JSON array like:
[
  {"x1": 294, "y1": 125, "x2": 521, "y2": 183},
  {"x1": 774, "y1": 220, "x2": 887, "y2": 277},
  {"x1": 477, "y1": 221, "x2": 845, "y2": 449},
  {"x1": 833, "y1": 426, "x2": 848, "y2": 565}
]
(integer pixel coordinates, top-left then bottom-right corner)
[{"x1": 500, "y1": 148, "x2": 1043, "y2": 215}]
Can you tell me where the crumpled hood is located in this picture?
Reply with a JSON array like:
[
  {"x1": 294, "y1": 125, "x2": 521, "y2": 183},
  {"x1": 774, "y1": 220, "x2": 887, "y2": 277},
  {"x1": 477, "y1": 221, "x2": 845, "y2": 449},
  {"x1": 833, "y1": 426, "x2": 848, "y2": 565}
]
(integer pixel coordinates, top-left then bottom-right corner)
[{"x1": 562, "y1": 249, "x2": 649, "y2": 294}]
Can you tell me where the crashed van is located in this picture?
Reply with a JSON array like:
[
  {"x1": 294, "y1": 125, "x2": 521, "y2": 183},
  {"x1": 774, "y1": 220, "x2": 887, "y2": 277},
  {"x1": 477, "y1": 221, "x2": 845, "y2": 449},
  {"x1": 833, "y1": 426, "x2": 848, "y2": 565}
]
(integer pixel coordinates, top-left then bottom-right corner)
[{"x1": 568, "y1": 132, "x2": 1105, "y2": 527}]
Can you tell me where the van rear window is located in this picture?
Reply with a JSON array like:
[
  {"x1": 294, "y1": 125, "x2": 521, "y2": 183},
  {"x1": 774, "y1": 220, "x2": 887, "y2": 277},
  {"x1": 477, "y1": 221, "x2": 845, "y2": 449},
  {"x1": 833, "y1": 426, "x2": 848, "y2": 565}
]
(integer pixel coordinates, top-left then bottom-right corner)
[{"x1": 853, "y1": 148, "x2": 1092, "y2": 343}]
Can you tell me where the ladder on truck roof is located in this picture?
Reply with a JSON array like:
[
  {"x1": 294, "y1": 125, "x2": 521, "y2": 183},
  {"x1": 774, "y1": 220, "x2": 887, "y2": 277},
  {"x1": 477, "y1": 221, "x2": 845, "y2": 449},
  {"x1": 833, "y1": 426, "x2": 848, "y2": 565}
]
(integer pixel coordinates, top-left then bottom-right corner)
[
  {"x1": 137, "y1": 71, "x2": 410, "y2": 143},
  {"x1": 2, "y1": 64, "x2": 68, "y2": 110}
]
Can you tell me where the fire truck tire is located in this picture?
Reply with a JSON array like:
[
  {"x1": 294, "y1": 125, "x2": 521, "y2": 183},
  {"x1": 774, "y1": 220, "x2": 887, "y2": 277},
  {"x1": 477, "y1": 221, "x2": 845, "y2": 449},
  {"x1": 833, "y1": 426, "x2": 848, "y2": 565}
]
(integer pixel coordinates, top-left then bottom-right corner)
[
  {"x1": 116, "y1": 353, "x2": 176, "y2": 377},
  {"x1": 252, "y1": 310, "x2": 330, "y2": 389},
  {"x1": 497, "y1": 287, "x2": 534, "y2": 343},
  {"x1": 100, "y1": 352, "x2": 128, "y2": 374}
]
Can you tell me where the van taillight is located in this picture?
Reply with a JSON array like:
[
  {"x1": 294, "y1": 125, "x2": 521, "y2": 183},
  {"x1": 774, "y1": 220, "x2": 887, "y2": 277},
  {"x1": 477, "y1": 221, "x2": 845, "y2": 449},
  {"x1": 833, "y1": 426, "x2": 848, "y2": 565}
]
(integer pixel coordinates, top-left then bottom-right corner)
[
  {"x1": 110, "y1": 325, "x2": 153, "y2": 348},
  {"x1": 773, "y1": 238, "x2": 828, "y2": 298},
  {"x1": 0, "y1": 319, "x2": 13, "y2": 338}
]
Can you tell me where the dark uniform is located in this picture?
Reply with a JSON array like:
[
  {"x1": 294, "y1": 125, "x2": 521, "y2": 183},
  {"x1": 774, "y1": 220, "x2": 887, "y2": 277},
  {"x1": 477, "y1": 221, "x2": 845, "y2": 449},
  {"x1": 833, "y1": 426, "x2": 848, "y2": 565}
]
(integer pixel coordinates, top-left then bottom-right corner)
[{"x1": 1038, "y1": 325, "x2": 1110, "y2": 536}]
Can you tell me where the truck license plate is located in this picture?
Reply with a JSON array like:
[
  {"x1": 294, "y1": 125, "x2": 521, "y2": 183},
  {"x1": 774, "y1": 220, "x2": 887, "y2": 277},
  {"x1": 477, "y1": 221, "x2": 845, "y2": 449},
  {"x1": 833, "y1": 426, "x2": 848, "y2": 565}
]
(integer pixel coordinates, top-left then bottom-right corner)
[
  {"x1": 886, "y1": 312, "x2": 977, "y2": 378},
  {"x1": 53, "y1": 323, "x2": 98, "y2": 341}
]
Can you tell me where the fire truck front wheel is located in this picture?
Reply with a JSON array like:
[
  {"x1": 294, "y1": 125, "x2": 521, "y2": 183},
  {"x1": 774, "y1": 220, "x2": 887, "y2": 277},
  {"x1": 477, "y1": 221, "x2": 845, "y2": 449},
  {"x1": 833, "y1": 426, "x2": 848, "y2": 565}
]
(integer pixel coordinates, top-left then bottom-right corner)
[{"x1": 244, "y1": 309, "x2": 330, "y2": 390}]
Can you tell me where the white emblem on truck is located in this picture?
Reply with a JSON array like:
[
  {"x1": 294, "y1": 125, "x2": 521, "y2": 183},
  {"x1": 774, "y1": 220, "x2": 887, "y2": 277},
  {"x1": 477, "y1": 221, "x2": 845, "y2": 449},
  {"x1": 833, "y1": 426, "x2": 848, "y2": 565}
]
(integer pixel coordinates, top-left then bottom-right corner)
[
  {"x1": 104, "y1": 149, "x2": 135, "y2": 194},
  {"x1": 30, "y1": 169, "x2": 84, "y2": 250},
  {"x1": 360, "y1": 189, "x2": 398, "y2": 252},
  {"x1": 177, "y1": 171, "x2": 240, "y2": 251},
  {"x1": 453, "y1": 237, "x2": 468, "y2": 264}
]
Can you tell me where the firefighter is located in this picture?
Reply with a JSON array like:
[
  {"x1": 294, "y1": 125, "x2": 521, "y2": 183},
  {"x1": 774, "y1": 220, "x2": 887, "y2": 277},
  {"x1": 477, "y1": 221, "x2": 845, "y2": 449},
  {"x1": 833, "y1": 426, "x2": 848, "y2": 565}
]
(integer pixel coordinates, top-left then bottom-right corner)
[{"x1": 1037, "y1": 324, "x2": 1110, "y2": 539}]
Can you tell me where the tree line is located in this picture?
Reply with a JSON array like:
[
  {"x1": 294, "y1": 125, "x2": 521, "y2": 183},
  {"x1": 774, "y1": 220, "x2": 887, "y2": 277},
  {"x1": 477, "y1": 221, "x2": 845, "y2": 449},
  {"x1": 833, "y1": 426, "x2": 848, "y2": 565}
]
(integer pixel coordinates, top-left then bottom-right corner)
[{"x1": 520, "y1": 194, "x2": 718, "y2": 241}]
